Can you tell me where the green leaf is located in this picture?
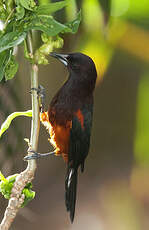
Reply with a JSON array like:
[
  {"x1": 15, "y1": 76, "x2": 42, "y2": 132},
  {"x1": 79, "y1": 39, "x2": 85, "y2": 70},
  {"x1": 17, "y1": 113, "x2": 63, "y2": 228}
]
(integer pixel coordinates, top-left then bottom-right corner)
[
  {"x1": 15, "y1": 4, "x2": 25, "y2": 20},
  {"x1": 35, "y1": 0, "x2": 69, "y2": 15},
  {"x1": 0, "y1": 173, "x2": 18, "y2": 199},
  {"x1": 24, "y1": 15, "x2": 67, "y2": 36},
  {"x1": 22, "y1": 187, "x2": 35, "y2": 207},
  {"x1": 64, "y1": 10, "x2": 81, "y2": 34},
  {"x1": 0, "y1": 171, "x2": 7, "y2": 183},
  {"x1": 23, "y1": 11, "x2": 81, "y2": 36},
  {"x1": 0, "y1": 50, "x2": 11, "y2": 81},
  {"x1": 20, "y1": 0, "x2": 36, "y2": 11},
  {"x1": 0, "y1": 110, "x2": 32, "y2": 138},
  {"x1": 5, "y1": 55, "x2": 18, "y2": 81},
  {"x1": 0, "y1": 31, "x2": 26, "y2": 53}
]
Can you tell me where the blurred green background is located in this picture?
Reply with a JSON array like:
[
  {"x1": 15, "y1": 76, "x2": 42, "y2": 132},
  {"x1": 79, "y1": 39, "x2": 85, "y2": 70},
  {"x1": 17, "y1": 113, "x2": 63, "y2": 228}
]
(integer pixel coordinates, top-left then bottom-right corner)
[{"x1": 1, "y1": 0, "x2": 149, "y2": 229}]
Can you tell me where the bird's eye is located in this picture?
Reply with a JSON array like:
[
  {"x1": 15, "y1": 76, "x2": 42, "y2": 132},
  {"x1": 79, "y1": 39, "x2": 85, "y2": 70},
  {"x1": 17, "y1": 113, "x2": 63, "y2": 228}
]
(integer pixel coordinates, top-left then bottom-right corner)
[
  {"x1": 69, "y1": 59, "x2": 79, "y2": 69},
  {"x1": 67, "y1": 56, "x2": 80, "y2": 71},
  {"x1": 71, "y1": 62, "x2": 79, "y2": 68}
]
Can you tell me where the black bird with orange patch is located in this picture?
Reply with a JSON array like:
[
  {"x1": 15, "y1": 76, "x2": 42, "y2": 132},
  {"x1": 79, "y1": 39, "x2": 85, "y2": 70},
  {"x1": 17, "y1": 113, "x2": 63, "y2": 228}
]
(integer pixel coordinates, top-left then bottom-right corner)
[{"x1": 26, "y1": 52, "x2": 97, "y2": 222}]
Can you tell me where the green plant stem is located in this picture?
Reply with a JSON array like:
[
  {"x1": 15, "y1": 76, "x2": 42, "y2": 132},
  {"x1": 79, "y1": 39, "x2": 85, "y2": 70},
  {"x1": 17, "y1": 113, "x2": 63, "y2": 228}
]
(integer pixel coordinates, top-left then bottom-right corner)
[
  {"x1": 27, "y1": 64, "x2": 40, "y2": 170},
  {"x1": 26, "y1": 30, "x2": 40, "y2": 170}
]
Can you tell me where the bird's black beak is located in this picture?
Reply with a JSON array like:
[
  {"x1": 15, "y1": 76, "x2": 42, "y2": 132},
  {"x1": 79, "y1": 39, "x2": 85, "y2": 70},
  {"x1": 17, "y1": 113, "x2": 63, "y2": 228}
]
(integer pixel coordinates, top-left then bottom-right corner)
[{"x1": 50, "y1": 52, "x2": 68, "y2": 66}]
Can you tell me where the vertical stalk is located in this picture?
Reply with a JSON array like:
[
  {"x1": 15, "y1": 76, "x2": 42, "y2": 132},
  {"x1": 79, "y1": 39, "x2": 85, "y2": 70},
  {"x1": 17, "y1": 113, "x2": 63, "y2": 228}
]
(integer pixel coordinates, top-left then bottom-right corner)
[
  {"x1": 26, "y1": 31, "x2": 40, "y2": 171},
  {"x1": 27, "y1": 63, "x2": 40, "y2": 171}
]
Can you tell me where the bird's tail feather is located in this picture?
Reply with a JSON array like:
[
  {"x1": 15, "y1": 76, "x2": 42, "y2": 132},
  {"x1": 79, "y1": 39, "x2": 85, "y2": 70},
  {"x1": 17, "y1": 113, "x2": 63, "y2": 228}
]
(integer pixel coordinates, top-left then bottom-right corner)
[{"x1": 65, "y1": 167, "x2": 78, "y2": 222}]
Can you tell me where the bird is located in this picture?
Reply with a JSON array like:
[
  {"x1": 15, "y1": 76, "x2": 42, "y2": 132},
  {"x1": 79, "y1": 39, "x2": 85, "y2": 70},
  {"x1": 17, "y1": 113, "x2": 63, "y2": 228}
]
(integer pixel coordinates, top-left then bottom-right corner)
[{"x1": 25, "y1": 52, "x2": 97, "y2": 222}]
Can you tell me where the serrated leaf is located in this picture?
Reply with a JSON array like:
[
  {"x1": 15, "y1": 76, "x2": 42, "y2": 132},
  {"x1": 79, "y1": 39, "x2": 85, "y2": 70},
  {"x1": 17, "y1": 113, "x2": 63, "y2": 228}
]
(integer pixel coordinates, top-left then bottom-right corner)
[
  {"x1": 5, "y1": 55, "x2": 18, "y2": 81},
  {"x1": 0, "y1": 110, "x2": 32, "y2": 138},
  {"x1": 35, "y1": 0, "x2": 69, "y2": 15},
  {"x1": 20, "y1": 0, "x2": 35, "y2": 11},
  {"x1": 0, "y1": 50, "x2": 11, "y2": 82},
  {"x1": 0, "y1": 31, "x2": 26, "y2": 53}
]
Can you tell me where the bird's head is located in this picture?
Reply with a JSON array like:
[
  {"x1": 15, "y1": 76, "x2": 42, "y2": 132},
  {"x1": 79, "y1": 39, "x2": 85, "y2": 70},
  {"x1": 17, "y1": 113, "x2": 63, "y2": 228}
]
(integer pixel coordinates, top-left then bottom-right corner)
[{"x1": 50, "y1": 52, "x2": 97, "y2": 80}]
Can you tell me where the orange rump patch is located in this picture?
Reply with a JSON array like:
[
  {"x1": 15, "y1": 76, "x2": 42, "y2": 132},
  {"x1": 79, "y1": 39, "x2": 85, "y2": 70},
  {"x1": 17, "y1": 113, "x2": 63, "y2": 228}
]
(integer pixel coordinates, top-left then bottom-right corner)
[
  {"x1": 54, "y1": 123, "x2": 72, "y2": 163},
  {"x1": 75, "y1": 109, "x2": 84, "y2": 130},
  {"x1": 40, "y1": 112, "x2": 71, "y2": 163}
]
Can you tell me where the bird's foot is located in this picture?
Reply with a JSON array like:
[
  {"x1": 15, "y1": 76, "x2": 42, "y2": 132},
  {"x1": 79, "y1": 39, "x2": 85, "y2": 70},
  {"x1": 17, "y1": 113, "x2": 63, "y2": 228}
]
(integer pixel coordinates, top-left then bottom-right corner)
[
  {"x1": 30, "y1": 85, "x2": 46, "y2": 113},
  {"x1": 24, "y1": 150, "x2": 55, "y2": 161}
]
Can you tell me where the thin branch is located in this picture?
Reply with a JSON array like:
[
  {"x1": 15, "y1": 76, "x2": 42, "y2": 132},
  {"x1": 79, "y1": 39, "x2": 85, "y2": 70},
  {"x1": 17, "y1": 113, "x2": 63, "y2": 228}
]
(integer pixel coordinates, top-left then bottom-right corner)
[{"x1": 0, "y1": 31, "x2": 40, "y2": 230}]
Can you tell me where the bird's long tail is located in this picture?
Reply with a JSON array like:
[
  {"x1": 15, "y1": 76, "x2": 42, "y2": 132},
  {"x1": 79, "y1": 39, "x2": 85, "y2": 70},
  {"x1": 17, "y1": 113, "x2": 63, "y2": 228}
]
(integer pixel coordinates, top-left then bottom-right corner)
[{"x1": 65, "y1": 167, "x2": 78, "y2": 222}]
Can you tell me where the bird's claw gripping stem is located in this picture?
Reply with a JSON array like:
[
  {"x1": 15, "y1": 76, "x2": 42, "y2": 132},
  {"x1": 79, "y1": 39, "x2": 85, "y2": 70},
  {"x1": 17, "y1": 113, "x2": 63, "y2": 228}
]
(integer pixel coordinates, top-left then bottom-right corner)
[
  {"x1": 24, "y1": 150, "x2": 55, "y2": 161},
  {"x1": 31, "y1": 85, "x2": 46, "y2": 113}
]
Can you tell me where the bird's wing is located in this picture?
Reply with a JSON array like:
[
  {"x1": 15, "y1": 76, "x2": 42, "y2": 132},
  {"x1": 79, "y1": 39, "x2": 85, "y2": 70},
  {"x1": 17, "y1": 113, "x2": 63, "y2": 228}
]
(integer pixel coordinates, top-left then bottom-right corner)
[
  {"x1": 65, "y1": 106, "x2": 93, "y2": 222},
  {"x1": 69, "y1": 107, "x2": 93, "y2": 169}
]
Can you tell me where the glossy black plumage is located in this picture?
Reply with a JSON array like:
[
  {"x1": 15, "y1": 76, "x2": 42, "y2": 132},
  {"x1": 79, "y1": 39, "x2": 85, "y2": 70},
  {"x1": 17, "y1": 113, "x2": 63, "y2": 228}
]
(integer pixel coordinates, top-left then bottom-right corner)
[{"x1": 49, "y1": 52, "x2": 97, "y2": 222}]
